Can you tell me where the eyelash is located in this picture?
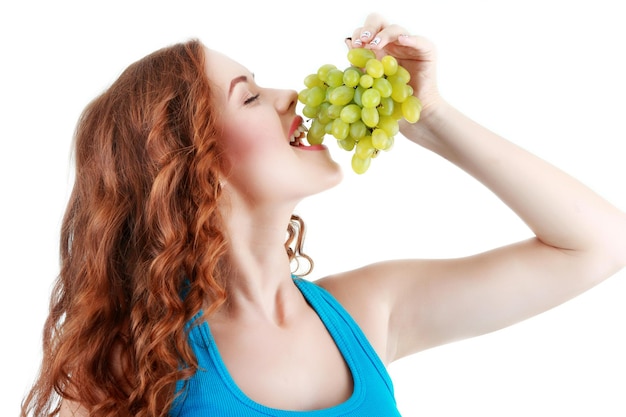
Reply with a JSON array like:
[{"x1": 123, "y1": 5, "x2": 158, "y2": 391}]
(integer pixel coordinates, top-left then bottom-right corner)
[{"x1": 244, "y1": 94, "x2": 260, "y2": 105}]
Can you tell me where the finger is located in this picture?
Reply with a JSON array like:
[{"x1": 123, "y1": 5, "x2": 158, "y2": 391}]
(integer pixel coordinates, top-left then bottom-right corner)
[
  {"x1": 349, "y1": 12, "x2": 388, "y2": 48},
  {"x1": 396, "y1": 33, "x2": 434, "y2": 50},
  {"x1": 392, "y1": 34, "x2": 437, "y2": 60},
  {"x1": 364, "y1": 23, "x2": 411, "y2": 50}
]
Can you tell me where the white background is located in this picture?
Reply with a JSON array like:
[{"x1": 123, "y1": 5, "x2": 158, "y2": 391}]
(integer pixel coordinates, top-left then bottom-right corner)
[{"x1": 2, "y1": 1, "x2": 625, "y2": 415}]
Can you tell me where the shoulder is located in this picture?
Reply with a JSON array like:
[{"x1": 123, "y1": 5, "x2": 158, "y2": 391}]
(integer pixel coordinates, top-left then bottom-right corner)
[
  {"x1": 314, "y1": 262, "x2": 408, "y2": 364},
  {"x1": 314, "y1": 259, "x2": 443, "y2": 363},
  {"x1": 315, "y1": 260, "x2": 427, "y2": 310}
]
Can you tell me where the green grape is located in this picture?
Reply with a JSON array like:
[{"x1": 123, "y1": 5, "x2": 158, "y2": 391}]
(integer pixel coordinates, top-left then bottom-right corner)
[
  {"x1": 340, "y1": 104, "x2": 361, "y2": 124},
  {"x1": 304, "y1": 73, "x2": 324, "y2": 88},
  {"x1": 378, "y1": 115, "x2": 400, "y2": 137},
  {"x1": 361, "y1": 88, "x2": 381, "y2": 108},
  {"x1": 371, "y1": 128, "x2": 390, "y2": 150},
  {"x1": 393, "y1": 65, "x2": 411, "y2": 84},
  {"x1": 302, "y1": 104, "x2": 320, "y2": 119},
  {"x1": 402, "y1": 95, "x2": 422, "y2": 123},
  {"x1": 359, "y1": 74, "x2": 374, "y2": 89},
  {"x1": 343, "y1": 68, "x2": 361, "y2": 88},
  {"x1": 338, "y1": 137, "x2": 356, "y2": 151},
  {"x1": 298, "y1": 89, "x2": 309, "y2": 105},
  {"x1": 347, "y1": 48, "x2": 376, "y2": 67},
  {"x1": 317, "y1": 102, "x2": 332, "y2": 124},
  {"x1": 355, "y1": 136, "x2": 375, "y2": 159},
  {"x1": 361, "y1": 106, "x2": 379, "y2": 128},
  {"x1": 307, "y1": 118, "x2": 325, "y2": 145},
  {"x1": 308, "y1": 118, "x2": 325, "y2": 138},
  {"x1": 351, "y1": 153, "x2": 371, "y2": 174},
  {"x1": 327, "y1": 104, "x2": 344, "y2": 120},
  {"x1": 329, "y1": 85, "x2": 354, "y2": 106},
  {"x1": 391, "y1": 100, "x2": 405, "y2": 120},
  {"x1": 324, "y1": 86, "x2": 334, "y2": 102},
  {"x1": 381, "y1": 55, "x2": 398, "y2": 76},
  {"x1": 373, "y1": 78, "x2": 392, "y2": 98},
  {"x1": 307, "y1": 133, "x2": 324, "y2": 146},
  {"x1": 365, "y1": 59, "x2": 384, "y2": 79},
  {"x1": 353, "y1": 85, "x2": 365, "y2": 107},
  {"x1": 349, "y1": 120, "x2": 367, "y2": 140},
  {"x1": 317, "y1": 64, "x2": 337, "y2": 82},
  {"x1": 326, "y1": 69, "x2": 345, "y2": 88},
  {"x1": 390, "y1": 83, "x2": 411, "y2": 103},
  {"x1": 378, "y1": 96, "x2": 395, "y2": 117},
  {"x1": 306, "y1": 85, "x2": 326, "y2": 107},
  {"x1": 331, "y1": 118, "x2": 350, "y2": 140},
  {"x1": 298, "y1": 49, "x2": 422, "y2": 174}
]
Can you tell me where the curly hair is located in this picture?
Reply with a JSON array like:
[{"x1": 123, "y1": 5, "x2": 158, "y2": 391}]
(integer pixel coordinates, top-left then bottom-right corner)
[{"x1": 21, "y1": 39, "x2": 313, "y2": 417}]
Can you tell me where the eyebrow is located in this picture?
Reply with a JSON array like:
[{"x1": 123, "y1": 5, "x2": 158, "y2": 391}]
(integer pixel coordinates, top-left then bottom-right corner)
[{"x1": 228, "y1": 75, "x2": 249, "y2": 98}]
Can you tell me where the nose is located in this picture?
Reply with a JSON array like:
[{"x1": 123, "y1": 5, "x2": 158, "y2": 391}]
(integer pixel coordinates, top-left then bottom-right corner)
[{"x1": 276, "y1": 88, "x2": 298, "y2": 114}]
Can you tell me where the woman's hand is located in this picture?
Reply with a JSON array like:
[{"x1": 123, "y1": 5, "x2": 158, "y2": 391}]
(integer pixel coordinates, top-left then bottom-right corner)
[
  {"x1": 348, "y1": 13, "x2": 443, "y2": 140},
  {"x1": 330, "y1": 15, "x2": 626, "y2": 366}
]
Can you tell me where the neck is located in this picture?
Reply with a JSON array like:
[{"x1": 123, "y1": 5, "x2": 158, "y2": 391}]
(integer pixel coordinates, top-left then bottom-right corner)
[{"x1": 215, "y1": 199, "x2": 304, "y2": 325}]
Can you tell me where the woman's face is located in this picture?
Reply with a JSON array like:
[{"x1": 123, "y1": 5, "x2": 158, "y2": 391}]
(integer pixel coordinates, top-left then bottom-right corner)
[{"x1": 204, "y1": 48, "x2": 342, "y2": 206}]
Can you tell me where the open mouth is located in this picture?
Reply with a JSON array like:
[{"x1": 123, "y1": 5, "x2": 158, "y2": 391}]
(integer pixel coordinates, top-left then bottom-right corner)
[
  {"x1": 288, "y1": 115, "x2": 326, "y2": 151},
  {"x1": 289, "y1": 122, "x2": 308, "y2": 147}
]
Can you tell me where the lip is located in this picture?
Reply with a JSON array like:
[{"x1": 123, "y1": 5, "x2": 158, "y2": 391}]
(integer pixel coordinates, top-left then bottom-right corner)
[
  {"x1": 288, "y1": 115, "x2": 328, "y2": 151},
  {"x1": 297, "y1": 144, "x2": 327, "y2": 151},
  {"x1": 288, "y1": 115, "x2": 304, "y2": 139}
]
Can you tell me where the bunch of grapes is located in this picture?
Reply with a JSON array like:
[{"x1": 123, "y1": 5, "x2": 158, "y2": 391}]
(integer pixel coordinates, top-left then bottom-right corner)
[{"x1": 298, "y1": 48, "x2": 422, "y2": 174}]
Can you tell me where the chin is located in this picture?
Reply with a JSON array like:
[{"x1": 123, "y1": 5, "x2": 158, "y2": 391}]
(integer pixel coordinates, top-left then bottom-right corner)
[
  {"x1": 329, "y1": 162, "x2": 344, "y2": 186},
  {"x1": 312, "y1": 161, "x2": 344, "y2": 194}
]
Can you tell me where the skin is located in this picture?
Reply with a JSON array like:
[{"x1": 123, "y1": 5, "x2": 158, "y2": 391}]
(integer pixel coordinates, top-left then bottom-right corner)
[{"x1": 60, "y1": 13, "x2": 626, "y2": 415}]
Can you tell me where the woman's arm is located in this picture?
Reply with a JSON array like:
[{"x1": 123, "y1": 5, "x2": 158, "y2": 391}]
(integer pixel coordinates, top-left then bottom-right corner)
[{"x1": 320, "y1": 13, "x2": 626, "y2": 364}]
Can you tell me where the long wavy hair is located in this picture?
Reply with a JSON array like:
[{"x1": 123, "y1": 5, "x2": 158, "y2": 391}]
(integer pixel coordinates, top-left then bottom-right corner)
[{"x1": 21, "y1": 39, "x2": 312, "y2": 417}]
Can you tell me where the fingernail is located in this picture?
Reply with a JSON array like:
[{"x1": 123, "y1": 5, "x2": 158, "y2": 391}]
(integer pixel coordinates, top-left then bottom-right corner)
[
  {"x1": 354, "y1": 39, "x2": 363, "y2": 46},
  {"x1": 369, "y1": 37, "x2": 381, "y2": 46},
  {"x1": 360, "y1": 31, "x2": 371, "y2": 39}
]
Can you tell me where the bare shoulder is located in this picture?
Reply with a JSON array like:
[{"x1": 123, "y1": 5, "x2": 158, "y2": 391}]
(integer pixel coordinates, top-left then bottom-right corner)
[
  {"x1": 315, "y1": 262, "x2": 411, "y2": 363},
  {"x1": 315, "y1": 262, "x2": 401, "y2": 306}
]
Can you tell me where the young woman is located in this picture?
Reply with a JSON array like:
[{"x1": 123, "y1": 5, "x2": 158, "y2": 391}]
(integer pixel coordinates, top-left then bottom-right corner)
[{"x1": 22, "y1": 13, "x2": 626, "y2": 417}]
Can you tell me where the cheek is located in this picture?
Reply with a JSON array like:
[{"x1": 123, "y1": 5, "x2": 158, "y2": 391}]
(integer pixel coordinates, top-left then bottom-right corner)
[
  {"x1": 222, "y1": 121, "x2": 264, "y2": 160},
  {"x1": 221, "y1": 118, "x2": 287, "y2": 172}
]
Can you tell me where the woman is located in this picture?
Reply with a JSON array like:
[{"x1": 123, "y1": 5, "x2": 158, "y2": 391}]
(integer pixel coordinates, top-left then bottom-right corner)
[{"x1": 21, "y1": 12, "x2": 626, "y2": 417}]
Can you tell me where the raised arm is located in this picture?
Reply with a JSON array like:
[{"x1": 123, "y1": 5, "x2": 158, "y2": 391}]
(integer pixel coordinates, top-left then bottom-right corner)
[{"x1": 321, "y1": 13, "x2": 626, "y2": 364}]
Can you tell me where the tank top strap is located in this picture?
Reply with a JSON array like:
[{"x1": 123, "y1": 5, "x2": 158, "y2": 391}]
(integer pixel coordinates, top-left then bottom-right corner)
[{"x1": 292, "y1": 277, "x2": 395, "y2": 395}]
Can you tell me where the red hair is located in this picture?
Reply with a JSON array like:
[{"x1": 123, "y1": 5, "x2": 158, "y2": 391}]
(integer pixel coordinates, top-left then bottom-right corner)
[
  {"x1": 22, "y1": 39, "x2": 314, "y2": 417},
  {"x1": 22, "y1": 39, "x2": 229, "y2": 417}
]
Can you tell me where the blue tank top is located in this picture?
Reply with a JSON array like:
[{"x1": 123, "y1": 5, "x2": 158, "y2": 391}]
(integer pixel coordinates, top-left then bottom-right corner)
[{"x1": 170, "y1": 277, "x2": 402, "y2": 416}]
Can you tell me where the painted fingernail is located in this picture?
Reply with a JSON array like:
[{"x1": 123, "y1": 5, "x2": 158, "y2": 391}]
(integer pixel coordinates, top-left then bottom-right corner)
[
  {"x1": 369, "y1": 37, "x2": 381, "y2": 46},
  {"x1": 354, "y1": 39, "x2": 363, "y2": 46},
  {"x1": 360, "y1": 31, "x2": 371, "y2": 39}
]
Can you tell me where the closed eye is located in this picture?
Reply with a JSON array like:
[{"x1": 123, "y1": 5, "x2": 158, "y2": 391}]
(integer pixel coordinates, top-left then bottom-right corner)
[{"x1": 244, "y1": 94, "x2": 260, "y2": 105}]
